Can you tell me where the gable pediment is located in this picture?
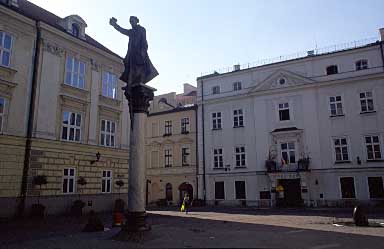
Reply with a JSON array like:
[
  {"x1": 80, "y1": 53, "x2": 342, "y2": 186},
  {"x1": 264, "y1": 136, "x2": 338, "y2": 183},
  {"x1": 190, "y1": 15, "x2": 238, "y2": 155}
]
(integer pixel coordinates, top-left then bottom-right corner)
[{"x1": 249, "y1": 69, "x2": 316, "y2": 93}]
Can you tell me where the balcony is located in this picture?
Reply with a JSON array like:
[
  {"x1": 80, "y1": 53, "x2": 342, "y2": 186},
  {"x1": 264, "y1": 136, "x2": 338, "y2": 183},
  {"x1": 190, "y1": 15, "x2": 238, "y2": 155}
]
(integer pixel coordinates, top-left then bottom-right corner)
[{"x1": 265, "y1": 158, "x2": 310, "y2": 173}]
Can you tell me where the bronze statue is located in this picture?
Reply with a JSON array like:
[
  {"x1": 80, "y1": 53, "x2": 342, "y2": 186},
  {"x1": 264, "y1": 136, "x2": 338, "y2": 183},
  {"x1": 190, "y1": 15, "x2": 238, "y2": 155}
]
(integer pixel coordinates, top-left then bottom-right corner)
[{"x1": 110, "y1": 16, "x2": 158, "y2": 92}]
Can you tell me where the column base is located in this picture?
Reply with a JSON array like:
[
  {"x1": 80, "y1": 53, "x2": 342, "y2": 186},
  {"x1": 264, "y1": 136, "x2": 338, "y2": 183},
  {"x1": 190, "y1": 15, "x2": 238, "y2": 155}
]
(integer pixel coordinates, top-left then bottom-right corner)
[{"x1": 113, "y1": 212, "x2": 151, "y2": 242}]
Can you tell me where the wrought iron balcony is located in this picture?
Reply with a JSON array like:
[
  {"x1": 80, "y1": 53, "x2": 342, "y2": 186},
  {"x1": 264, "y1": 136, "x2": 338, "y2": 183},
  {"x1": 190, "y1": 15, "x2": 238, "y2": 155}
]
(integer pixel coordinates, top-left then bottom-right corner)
[{"x1": 265, "y1": 158, "x2": 310, "y2": 173}]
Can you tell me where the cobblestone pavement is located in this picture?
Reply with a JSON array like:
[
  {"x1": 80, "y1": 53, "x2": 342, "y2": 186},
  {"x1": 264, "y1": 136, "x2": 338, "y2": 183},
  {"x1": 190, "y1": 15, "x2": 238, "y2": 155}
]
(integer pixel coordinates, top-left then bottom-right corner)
[{"x1": 1, "y1": 208, "x2": 384, "y2": 249}]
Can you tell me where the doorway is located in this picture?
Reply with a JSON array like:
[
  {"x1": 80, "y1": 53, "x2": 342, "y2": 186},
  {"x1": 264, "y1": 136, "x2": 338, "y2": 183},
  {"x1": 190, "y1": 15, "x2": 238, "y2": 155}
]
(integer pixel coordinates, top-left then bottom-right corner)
[
  {"x1": 277, "y1": 179, "x2": 302, "y2": 207},
  {"x1": 178, "y1": 182, "x2": 193, "y2": 205}
]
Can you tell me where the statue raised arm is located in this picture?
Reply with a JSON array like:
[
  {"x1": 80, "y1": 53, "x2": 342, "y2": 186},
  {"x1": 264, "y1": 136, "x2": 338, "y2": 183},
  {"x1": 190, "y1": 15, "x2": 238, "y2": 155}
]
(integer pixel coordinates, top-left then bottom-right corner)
[{"x1": 110, "y1": 16, "x2": 158, "y2": 87}]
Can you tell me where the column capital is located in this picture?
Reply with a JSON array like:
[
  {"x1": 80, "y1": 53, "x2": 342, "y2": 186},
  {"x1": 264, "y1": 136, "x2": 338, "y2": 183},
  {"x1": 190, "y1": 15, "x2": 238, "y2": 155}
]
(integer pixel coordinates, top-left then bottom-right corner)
[{"x1": 124, "y1": 83, "x2": 156, "y2": 114}]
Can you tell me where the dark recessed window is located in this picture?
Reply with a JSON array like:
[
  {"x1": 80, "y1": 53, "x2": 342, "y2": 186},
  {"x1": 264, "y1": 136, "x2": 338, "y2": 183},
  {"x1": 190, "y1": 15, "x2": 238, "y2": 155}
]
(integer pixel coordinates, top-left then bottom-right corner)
[
  {"x1": 278, "y1": 103, "x2": 290, "y2": 121},
  {"x1": 356, "y1": 60, "x2": 368, "y2": 71},
  {"x1": 72, "y1": 23, "x2": 80, "y2": 37},
  {"x1": 212, "y1": 86, "x2": 220, "y2": 95},
  {"x1": 340, "y1": 177, "x2": 355, "y2": 199},
  {"x1": 235, "y1": 181, "x2": 246, "y2": 199},
  {"x1": 278, "y1": 78, "x2": 286, "y2": 85},
  {"x1": 326, "y1": 65, "x2": 338, "y2": 75},
  {"x1": 368, "y1": 177, "x2": 384, "y2": 199},
  {"x1": 215, "y1": 181, "x2": 225, "y2": 199}
]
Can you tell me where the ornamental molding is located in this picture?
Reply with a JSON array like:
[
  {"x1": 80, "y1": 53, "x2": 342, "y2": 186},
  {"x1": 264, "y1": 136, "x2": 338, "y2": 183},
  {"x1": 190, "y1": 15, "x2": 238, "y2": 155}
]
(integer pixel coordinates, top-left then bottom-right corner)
[{"x1": 42, "y1": 40, "x2": 64, "y2": 57}]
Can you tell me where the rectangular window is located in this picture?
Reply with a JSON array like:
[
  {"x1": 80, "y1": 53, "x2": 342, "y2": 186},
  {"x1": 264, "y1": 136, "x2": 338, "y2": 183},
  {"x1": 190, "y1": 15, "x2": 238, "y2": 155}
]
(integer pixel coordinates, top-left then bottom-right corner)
[
  {"x1": 65, "y1": 56, "x2": 85, "y2": 89},
  {"x1": 63, "y1": 168, "x2": 75, "y2": 193},
  {"x1": 102, "y1": 71, "x2": 118, "y2": 99},
  {"x1": 329, "y1": 96, "x2": 344, "y2": 116},
  {"x1": 333, "y1": 138, "x2": 349, "y2": 162},
  {"x1": 360, "y1": 91, "x2": 374, "y2": 113},
  {"x1": 281, "y1": 142, "x2": 296, "y2": 164},
  {"x1": 233, "y1": 109, "x2": 244, "y2": 127},
  {"x1": 100, "y1": 120, "x2": 116, "y2": 147},
  {"x1": 356, "y1": 60, "x2": 368, "y2": 71},
  {"x1": 151, "y1": 122, "x2": 158, "y2": 137},
  {"x1": 164, "y1": 120, "x2": 172, "y2": 135},
  {"x1": 235, "y1": 181, "x2": 246, "y2": 199},
  {"x1": 212, "y1": 112, "x2": 222, "y2": 130},
  {"x1": 182, "y1": 147, "x2": 190, "y2": 166},
  {"x1": 365, "y1": 135, "x2": 382, "y2": 160},
  {"x1": 164, "y1": 148, "x2": 172, "y2": 167},
  {"x1": 368, "y1": 177, "x2": 384, "y2": 199},
  {"x1": 215, "y1": 181, "x2": 225, "y2": 199},
  {"x1": 0, "y1": 97, "x2": 4, "y2": 132},
  {"x1": 213, "y1": 148, "x2": 224, "y2": 168},
  {"x1": 278, "y1": 103, "x2": 290, "y2": 121},
  {"x1": 212, "y1": 86, "x2": 220, "y2": 95},
  {"x1": 61, "y1": 111, "x2": 81, "y2": 142},
  {"x1": 326, "y1": 65, "x2": 338, "y2": 75},
  {"x1": 150, "y1": 151, "x2": 159, "y2": 168},
  {"x1": 235, "y1": 146, "x2": 246, "y2": 167},
  {"x1": 181, "y1": 117, "x2": 190, "y2": 134},
  {"x1": 233, "y1": 82, "x2": 242, "y2": 91},
  {"x1": 0, "y1": 32, "x2": 12, "y2": 67},
  {"x1": 340, "y1": 177, "x2": 356, "y2": 199},
  {"x1": 101, "y1": 170, "x2": 112, "y2": 193}
]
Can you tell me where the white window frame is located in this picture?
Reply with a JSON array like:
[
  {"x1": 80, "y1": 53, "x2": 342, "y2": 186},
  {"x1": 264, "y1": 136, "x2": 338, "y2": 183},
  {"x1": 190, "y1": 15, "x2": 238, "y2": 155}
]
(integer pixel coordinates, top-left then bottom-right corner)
[
  {"x1": 100, "y1": 119, "x2": 116, "y2": 148},
  {"x1": 339, "y1": 176, "x2": 356, "y2": 199},
  {"x1": 65, "y1": 55, "x2": 86, "y2": 89},
  {"x1": 181, "y1": 146, "x2": 190, "y2": 166},
  {"x1": 0, "y1": 97, "x2": 5, "y2": 133},
  {"x1": 181, "y1": 117, "x2": 190, "y2": 134},
  {"x1": 234, "y1": 146, "x2": 246, "y2": 167},
  {"x1": 213, "y1": 148, "x2": 224, "y2": 169},
  {"x1": 102, "y1": 71, "x2": 118, "y2": 99},
  {"x1": 211, "y1": 112, "x2": 222, "y2": 130},
  {"x1": 278, "y1": 102, "x2": 290, "y2": 122},
  {"x1": 280, "y1": 141, "x2": 296, "y2": 164},
  {"x1": 355, "y1": 59, "x2": 368, "y2": 71},
  {"x1": 164, "y1": 147, "x2": 173, "y2": 167},
  {"x1": 0, "y1": 31, "x2": 12, "y2": 67},
  {"x1": 212, "y1": 85, "x2": 220, "y2": 95},
  {"x1": 61, "y1": 111, "x2": 82, "y2": 142},
  {"x1": 101, "y1": 170, "x2": 112, "y2": 193},
  {"x1": 233, "y1": 82, "x2": 242, "y2": 91},
  {"x1": 233, "y1": 109, "x2": 244, "y2": 128},
  {"x1": 164, "y1": 120, "x2": 172, "y2": 135},
  {"x1": 329, "y1": 95, "x2": 344, "y2": 117},
  {"x1": 332, "y1": 137, "x2": 350, "y2": 163},
  {"x1": 62, "y1": 168, "x2": 76, "y2": 194},
  {"x1": 359, "y1": 91, "x2": 375, "y2": 113},
  {"x1": 364, "y1": 135, "x2": 382, "y2": 161}
]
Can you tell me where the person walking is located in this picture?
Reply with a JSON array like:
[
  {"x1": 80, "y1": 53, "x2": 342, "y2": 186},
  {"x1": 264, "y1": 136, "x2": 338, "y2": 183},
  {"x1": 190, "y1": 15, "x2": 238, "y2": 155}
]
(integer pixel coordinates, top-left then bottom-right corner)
[{"x1": 181, "y1": 193, "x2": 190, "y2": 214}]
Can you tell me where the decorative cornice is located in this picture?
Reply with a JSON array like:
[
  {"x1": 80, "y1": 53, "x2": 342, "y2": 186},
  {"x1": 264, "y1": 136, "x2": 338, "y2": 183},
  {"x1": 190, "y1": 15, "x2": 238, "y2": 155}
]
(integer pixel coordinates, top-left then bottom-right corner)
[{"x1": 42, "y1": 40, "x2": 64, "y2": 57}]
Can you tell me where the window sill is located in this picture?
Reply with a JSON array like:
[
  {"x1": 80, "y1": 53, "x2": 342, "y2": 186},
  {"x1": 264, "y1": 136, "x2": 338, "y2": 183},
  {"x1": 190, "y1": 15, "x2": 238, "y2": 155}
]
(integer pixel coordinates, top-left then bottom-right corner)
[
  {"x1": 334, "y1": 161, "x2": 351, "y2": 164},
  {"x1": 62, "y1": 83, "x2": 88, "y2": 93},
  {"x1": 0, "y1": 65, "x2": 17, "y2": 79},
  {"x1": 366, "y1": 159, "x2": 384, "y2": 163},
  {"x1": 212, "y1": 128, "x2": 222, "y2": 131},
  {"x1": 163, "y1": 134, "x2": 172, "y2": 137},
  {"x1": 360, "y1": 111, "x2": 376, "y2": 115},
  {"x1": 213, "y1": 167, "x2": 225, "y2": 170},
  {"x1": 330, "y1": 114, "x2": 345, "y2": 118},
  {"x1": 234, "y1": 166, "x2": 247, "y2": 169},
  {"x1": 233, "y1": 125, "x2": 244, "y2": 129},
  {"x1": 182, "y1": 164, "x2": 190, "y2": 167},
  {"x1": 164, "y1": 165, "x2": 172, "y2": 168},
  {"x1": 181, "y1": 131, "x2": 190, "y2": 135}
]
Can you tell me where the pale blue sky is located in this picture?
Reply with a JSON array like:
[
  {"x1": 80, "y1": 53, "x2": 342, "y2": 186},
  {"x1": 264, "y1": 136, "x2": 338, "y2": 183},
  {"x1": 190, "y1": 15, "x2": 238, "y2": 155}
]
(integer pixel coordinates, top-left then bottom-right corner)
[{"x1": 30, "y1": 0, "x2": 384, "y2": 94}]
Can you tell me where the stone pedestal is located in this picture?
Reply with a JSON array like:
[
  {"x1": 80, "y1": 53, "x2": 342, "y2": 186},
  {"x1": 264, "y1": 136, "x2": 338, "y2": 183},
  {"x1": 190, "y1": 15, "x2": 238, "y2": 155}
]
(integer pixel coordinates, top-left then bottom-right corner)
[{"x1": 117, "y1": 83, "x2": 155, "y2": 237}]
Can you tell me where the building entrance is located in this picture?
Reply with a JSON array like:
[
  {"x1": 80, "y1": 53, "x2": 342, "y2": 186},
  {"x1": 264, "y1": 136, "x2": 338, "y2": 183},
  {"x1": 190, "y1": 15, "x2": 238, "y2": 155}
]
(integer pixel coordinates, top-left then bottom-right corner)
[{"x1": 277, "y1": 179, "x2": 302, "y2": 207}]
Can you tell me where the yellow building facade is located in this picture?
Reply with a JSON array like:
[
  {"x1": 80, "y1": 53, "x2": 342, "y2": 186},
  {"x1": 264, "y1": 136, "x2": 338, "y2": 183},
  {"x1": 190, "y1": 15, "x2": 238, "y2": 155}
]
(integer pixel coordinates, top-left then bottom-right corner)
[
  {"x1": 0, "y1": 0, "x2": 130, "y2": 217},
  {"x1": 145, "y1": 87, "x2": 198, "y2": 206}
]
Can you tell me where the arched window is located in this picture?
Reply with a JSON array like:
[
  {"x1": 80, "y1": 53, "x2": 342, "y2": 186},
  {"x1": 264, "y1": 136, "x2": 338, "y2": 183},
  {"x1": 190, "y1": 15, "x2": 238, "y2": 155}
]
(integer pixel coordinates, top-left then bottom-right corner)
[
  {"x1": 72, "y1": 23, "x2": 80, "y2": 37},
  {"x1": 355, "y1": 59, "x2": 368, "y2": 71},
  {"x1": 165, "y1": 183, "x2": 173, "y2": 201},
  {"x1": 326, "y1": 65, "x2": 338, "y2": 75}
]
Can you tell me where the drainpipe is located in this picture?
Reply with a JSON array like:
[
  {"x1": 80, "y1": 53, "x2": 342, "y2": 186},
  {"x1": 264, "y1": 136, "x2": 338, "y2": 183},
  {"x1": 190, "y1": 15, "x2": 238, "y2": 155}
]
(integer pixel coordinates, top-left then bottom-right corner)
[
  {"x1": 194, "y1": 104, "x2": 199, "y2": 200},
  {"x1": 200, "y1": 80, "x2": 207, "y2": 203},
  {"x1": 17, "y1": 21, "x2": 41, "y2": 217},
  {"x1": 379, "y1": 41, "x2": 384, "y2": 71}
]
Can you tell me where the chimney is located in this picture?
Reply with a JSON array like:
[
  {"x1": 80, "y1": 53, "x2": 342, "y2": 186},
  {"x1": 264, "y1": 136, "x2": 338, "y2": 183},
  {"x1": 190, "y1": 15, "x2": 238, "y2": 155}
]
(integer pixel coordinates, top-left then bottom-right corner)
[
  {"x1": 233, "y1": 64, "x2": 240, "y2": 71},
  {"x1": 307, "y1": 50, "x2": 315, "y2": 56},
  {"x1": 380, "y1": 28, "x2": 384, "y2": 41}
]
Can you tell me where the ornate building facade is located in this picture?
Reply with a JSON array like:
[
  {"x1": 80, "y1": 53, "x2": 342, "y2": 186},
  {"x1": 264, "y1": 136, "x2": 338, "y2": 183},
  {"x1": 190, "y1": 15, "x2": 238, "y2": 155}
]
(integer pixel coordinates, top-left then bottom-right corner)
[{"x1": 0, "y1": 0, "x2": 130, "y2": 217}]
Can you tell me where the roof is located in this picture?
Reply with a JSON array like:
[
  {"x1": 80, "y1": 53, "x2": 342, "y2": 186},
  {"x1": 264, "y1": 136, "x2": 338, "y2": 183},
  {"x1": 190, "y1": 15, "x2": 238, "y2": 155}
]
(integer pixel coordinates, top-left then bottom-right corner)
[
  {"x1": 2, "y1": 0, "x2": 123, "y2": 59},
  {"x1": 148, "y1": 104, "x2": 197, "y2": 117}
]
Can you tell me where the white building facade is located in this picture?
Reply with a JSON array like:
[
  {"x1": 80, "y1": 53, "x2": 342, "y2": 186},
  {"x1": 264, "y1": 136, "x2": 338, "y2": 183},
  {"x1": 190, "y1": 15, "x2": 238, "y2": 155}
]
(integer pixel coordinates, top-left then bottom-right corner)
[{"x1": 197, "y1": 31, "x2": 384, "y2": 207}]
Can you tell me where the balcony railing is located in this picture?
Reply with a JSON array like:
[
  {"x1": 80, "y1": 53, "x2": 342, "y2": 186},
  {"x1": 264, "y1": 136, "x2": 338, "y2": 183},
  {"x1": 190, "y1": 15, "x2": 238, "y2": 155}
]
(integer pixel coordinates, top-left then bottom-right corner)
[{"x1": 265, "y1": 158, "x2": 310, "y2": 173}]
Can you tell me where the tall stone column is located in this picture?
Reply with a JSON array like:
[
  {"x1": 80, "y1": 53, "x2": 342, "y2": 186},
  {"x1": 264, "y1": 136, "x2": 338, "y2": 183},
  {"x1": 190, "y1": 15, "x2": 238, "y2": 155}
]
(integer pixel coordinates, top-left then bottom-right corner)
[{"x1": 120, "y1": 83, "x2": 155, "y2": 234}]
